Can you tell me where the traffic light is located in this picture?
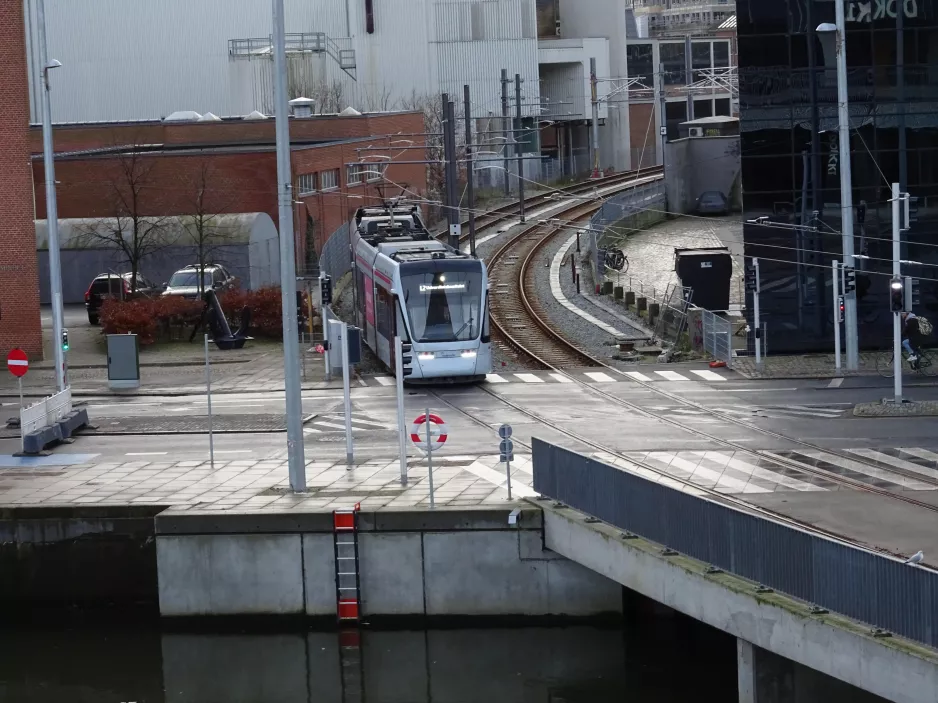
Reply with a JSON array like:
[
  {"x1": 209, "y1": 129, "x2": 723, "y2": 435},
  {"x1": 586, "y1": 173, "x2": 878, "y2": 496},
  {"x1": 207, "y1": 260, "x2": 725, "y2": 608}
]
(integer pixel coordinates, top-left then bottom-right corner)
[
  {"x1": 296, "y1": 290, "x2": 305, "y2": 331},
  {"x1": 903, "y1": 194, "x2": 919, "y2": 230},
  {"x1": 320, "y1": 275, "x2": 333, "y2": 306},
  {"x1": 837, "y1": 296, "x2": 845, "y2": 323},
  {"x1": 890, "y1": 277, "x2": 904, "y2": 312},
  {"x1": 843, "y1": 266, "x2": 856, "y2": 294},
  {"x1": 400, "y1": 341, "x2": 413, "y2": 377},
  {"x1": 62, "y1": 329, "x2": 69, "y2": 352},
  {"x1": 856, "y1": 201, "x2": 866, "y2": 225},
  {"x1": 745, "y1": 265, "x2": 757, "y2": 292}
]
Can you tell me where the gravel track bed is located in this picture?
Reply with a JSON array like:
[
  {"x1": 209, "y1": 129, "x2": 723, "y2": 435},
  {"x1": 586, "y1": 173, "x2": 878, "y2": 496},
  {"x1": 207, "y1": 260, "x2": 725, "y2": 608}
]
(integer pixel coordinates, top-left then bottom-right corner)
[{"x1": 529, "y1": 227, "x2": 660, "y2": 371}]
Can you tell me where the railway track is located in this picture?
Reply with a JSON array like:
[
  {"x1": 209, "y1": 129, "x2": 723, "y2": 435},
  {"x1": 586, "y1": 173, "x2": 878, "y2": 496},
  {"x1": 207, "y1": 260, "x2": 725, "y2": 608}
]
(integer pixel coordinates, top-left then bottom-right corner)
[
  {"x1": 484, "y1": 168, "x2": 663, "y2": 368},
  {"x1": 436, "y1": 167, "x2": 663, "y2": 244}
]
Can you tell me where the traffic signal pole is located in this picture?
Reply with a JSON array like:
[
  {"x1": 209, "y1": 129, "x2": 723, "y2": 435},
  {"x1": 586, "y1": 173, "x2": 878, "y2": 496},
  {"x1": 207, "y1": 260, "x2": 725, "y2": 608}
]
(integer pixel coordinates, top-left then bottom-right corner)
[
  {"x1": 832, "y1": 261, "x2": 841, "y2": 372},
  {"x1": 892, "y1": 182, "x2": 903, "y2": 405},
  {"x1": 395, "y1": 336, "x2": 408, "y2": 486},
  {"x1": 753, "y1": 258, "x2": 762, "y2": 369}
]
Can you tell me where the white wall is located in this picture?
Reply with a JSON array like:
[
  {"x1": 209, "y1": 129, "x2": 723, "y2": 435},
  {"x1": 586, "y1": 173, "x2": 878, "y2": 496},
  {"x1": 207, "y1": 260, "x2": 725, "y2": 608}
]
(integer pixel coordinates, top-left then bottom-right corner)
[{"x1": 25, "y1": 0, "x2": 539, "y2": 123}]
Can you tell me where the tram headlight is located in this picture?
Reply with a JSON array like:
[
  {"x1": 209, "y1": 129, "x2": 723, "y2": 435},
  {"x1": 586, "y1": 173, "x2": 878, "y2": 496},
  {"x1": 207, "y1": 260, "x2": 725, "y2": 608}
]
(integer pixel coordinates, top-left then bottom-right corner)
[
  {"x1": 418, "y1": 352, "x2": 435, "y2": 360},
  {"x1": 461, "y1": 350, "x2": 477, "y2": 358}
]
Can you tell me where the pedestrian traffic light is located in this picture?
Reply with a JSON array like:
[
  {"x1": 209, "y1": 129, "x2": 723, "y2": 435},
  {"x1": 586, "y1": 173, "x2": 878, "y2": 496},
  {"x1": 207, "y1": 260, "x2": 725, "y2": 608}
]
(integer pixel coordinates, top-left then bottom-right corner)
[
  {"x1": 320, "y1": 275, "x2": 333, "y2": 306},
  {"x1": 745, "y1": 265, "x2": 757, "y2": 292},
  {"x1": 837, "y1": 296, "x2": 845, "y2": 323},
  {"x1": 856, "y1": 201, "x2": 866, "y2": 225},
  {"x1": 400, "y1": 341, "x2": 413, "y2": 377},
  {"x1": 62, "y1": 329, "x2": 69, "y2": 352},
  {"x1": 890, "y1": 277, "x2": 904, "y2": 312},
  {"x1": 296, "y1": 290, "x2": 305, "y2": 331},
  {"x1": 843, "y1": 266, "x2": 856, "y2": 294}
]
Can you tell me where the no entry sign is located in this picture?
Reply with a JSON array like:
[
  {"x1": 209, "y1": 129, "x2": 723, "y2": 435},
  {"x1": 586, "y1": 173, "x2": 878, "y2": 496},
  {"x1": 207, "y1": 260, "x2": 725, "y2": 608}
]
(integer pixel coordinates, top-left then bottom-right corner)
[
  {"x1": 7, "y1": 349, "x2": 28, "y2": 377},
  {"x1": 410, "y1": 412, "x2": 448, "y2": 453}
]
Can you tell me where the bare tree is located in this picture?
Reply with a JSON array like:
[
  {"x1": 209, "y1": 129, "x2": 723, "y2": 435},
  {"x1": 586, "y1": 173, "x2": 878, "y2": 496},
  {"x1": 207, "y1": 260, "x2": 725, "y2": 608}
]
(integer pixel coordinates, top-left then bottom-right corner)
[
  {"x1": 398, "y1": 91, "x2": 466, "y2": 222},
  {"x1": 362, "y1": 84, "x2": 394, "y2": 112},
  {"x1": 179, "y1": 160, "x2": 237, "y2": 297},
  {"x1": 76, "y1": 145, "x2": 171, "y2": 293}
]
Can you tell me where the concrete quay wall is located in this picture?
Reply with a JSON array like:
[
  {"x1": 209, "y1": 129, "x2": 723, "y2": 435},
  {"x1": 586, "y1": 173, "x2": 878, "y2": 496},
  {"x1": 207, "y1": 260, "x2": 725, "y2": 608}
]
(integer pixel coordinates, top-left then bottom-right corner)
[
  {"x1": 543, "y1": 502, "x2": 938, "y2": 703},
  {"x1": 154, "y1": 507, "x2": 622, "y2": 618}
]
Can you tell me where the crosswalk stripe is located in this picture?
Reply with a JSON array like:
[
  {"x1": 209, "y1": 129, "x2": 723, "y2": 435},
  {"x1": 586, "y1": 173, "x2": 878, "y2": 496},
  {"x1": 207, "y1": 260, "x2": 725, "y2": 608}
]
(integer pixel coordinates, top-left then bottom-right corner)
[
  {"x1": 314, "y1": 420, "x2": 350, "y2": 430},
  {"x1": 514, "y1": 373, "x2": 544, "y2": 383},
  {"x1": 897, "y1": 447, "x2": 938, "y2": 463},
  {"x1": 485, "y1": 374, "x2": 508, "y2": 383},
  {"x1": 693, "y1": 451, "x2": 827, "y2": 492},
  {"x1": 303, "y1": 427, "x2": 322, "y2": 434},
  {"x1": 322, "y1": 416, "x2": 395, "y2": 429},
  {"x1": 846, "y1": 448, "x2": 938, "y2": 482},
  {"x1": 690, "y1": 369, "x2": 725, "y2": 381},
  {"x1": 655, "y1": 370, "x2": 689, "y2": 381},
  {"x1": 646, "y1": 452, "x2": 770, "y2": 493},
  {"x1": 374, "y1": 376, "x2": 395, "y2": 386},
  {"x1": 548, "y1": 373, "x2": 573, "y2": 383},
  {"x1": 584, "y1": 371, "x2": 616, "y2": 383},
  {"x1": 765, "y1": 450, "x2": 936, "y2": 490},
  {"x1": 624, "y1": 371, "x2": 652, "y2": 382}
]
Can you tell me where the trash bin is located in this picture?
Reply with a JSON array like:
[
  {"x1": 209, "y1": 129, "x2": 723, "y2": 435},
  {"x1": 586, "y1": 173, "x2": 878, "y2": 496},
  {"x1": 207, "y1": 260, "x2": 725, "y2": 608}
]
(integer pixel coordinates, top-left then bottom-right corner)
[
  {"x1": 107, "y1": 334, "x2": 140, "y2": 390},
  {"x1": 674, "y1": 247, "x2": 733, "y2": 311}
]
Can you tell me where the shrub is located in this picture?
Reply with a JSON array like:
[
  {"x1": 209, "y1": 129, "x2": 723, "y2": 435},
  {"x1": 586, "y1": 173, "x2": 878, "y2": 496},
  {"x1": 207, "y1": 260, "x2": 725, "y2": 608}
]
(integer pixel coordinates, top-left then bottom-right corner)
[{"x1": 99, "y1": 287, "x2": 308, "y2": 345}]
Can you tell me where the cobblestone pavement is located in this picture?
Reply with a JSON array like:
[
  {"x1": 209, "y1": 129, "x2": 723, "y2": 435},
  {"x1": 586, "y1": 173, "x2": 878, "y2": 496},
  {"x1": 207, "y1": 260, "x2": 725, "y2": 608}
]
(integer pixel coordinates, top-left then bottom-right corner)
[
  {"x1": 732, "y1": 351, "x2": 897, "y2": 379},
  {"x1": 855, "y1": 400, "x2": 938, "y2": 417},
  {"x1": 604, "y1": 214, "x2": 744, "y2": 313},
  {"x1": 0, "y1": 453, "x2": 533, "y2": 512}
]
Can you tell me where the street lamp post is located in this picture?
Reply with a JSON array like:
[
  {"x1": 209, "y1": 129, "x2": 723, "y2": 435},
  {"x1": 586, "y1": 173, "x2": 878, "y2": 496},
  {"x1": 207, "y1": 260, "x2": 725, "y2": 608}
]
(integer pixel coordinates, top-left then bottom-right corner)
[
  {"x1": 36, "y1": 0, "x2": 66, "y2": 391},
  {"x1": 817, "y1": 12, "x2": 858, "y2": 370}
]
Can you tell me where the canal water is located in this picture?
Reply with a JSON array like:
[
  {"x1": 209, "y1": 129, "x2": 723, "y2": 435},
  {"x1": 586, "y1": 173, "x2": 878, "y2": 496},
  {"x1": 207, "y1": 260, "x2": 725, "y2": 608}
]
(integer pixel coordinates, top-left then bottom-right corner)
[{"x1": 0, "y1": 614, "x2": 737, "y2": 702}]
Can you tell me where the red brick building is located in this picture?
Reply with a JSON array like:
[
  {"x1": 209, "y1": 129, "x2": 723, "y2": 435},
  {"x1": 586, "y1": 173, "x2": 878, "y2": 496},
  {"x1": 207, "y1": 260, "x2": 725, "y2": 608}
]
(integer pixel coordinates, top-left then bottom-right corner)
[
  {"x1": 31, "y1": 112, "x2": 427, "y2": 269},
  {"x1": 0, "y1": 0, "x2": 42, "y2": 357}
]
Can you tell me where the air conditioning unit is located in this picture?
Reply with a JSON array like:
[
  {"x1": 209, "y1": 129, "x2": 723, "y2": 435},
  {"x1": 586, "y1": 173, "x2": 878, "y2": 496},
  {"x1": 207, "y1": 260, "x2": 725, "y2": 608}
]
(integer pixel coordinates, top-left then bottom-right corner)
[{"x1": 688, "y1": 126, "x2": 704, "y2": 137}]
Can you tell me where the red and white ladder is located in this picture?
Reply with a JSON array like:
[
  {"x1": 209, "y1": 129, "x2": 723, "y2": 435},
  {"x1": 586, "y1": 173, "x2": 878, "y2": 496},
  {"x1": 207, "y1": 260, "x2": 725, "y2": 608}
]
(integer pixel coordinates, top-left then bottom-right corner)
[{"x1": 333, "y1": 504, "x2": 364, "y2": 701}]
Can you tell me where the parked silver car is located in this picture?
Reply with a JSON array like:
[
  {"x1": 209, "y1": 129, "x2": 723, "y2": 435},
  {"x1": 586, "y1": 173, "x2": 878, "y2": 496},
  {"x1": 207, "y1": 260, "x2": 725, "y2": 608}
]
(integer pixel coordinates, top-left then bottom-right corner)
[{"x1": 161, "y1": 265, "x2": 238, "y2": 299}]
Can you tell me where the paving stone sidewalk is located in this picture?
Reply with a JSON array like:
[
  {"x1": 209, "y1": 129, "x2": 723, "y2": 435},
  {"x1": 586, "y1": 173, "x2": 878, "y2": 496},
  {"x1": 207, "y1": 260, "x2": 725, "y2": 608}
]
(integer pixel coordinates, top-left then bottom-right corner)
[{"x1": 0, "y1": 453, "x2": 532, "y2": 512}]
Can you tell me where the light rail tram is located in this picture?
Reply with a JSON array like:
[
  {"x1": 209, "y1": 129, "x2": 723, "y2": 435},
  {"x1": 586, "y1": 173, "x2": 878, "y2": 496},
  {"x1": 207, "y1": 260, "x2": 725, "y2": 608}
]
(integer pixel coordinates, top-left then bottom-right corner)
[{"x1": 350, "y1": 203, "x2": 492, "y2": 381}]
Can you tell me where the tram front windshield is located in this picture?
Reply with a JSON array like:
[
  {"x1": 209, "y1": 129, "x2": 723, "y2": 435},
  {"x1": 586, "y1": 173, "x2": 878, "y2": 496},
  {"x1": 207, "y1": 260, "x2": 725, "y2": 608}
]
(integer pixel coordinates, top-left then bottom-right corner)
[{"x1": 400, "y1": 269, "x2": 483, "y2": 343}]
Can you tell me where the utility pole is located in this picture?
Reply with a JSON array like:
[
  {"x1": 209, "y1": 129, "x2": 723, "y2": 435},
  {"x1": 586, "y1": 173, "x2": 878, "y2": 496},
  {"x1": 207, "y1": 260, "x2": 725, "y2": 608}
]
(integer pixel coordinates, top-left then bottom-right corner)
[
  {"x1": 445, "y1": 97, "x2": 460, "y2": 249},
  {"x1": 684, "y1": 35, "x2": 695, "y2": 122},
  {"x1": 834, "y1": 0, "x2": 859, "y2": 370},
  {"x1": 515, "y1": 73, "x2": 525, "y2": 223},
  {"x1": 501, "y1": 69, "x2": 511, "y2": 196},
  {"x1": 37, "y1": 0, "x2": 66, "y2": 392},
  {"x1": 272, "y1": 0, "x2": 306, "y2": 491},
  {"x1": 590, "y1": 57, "x2": 601, "y2": 179},
  {"x1": 464, "y1": 84, "x2": 477, "y2": 257}
]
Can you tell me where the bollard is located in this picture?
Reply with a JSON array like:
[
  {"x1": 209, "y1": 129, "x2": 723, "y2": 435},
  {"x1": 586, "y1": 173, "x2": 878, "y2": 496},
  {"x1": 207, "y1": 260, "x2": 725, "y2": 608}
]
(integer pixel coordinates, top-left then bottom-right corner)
[
  {"x1": 571, "y1": 255, "x2": 576, "y2": 283},
  {"x1": 575, "y1": 273, "x2": 580, "y2": 294},
  {"x1": 625, "y1": 291, "x2": 636, "y2": 306},
  {"x1": 614, "y1": 286, "x2": 623, "y2": 300},
  {"x1": 637, "y1": 297, "x2": 647, "y2": 312},
  {"x1": 602, "y1": 281, "x2": 614, "y2": 295},
  {"x1": 649, "y1": 302, "x2": 660, "y2": 318}
]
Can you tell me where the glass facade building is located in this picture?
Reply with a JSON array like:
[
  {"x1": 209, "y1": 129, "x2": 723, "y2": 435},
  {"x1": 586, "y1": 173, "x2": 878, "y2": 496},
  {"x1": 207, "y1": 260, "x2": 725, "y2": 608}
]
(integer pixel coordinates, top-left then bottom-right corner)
[{"x1": 738, "y1": 0, "x2": 938, "y2": 352}]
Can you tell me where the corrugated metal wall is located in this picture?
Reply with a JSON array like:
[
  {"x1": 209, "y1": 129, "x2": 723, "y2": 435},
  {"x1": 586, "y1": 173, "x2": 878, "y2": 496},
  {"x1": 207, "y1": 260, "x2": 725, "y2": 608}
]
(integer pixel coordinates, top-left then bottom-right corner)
[
  {"x1": 24, "y1": 0, "x2": 538, "y2": 123},
  {"x1": 539, "y1": 62, "x2": 584, "y2": 119}
]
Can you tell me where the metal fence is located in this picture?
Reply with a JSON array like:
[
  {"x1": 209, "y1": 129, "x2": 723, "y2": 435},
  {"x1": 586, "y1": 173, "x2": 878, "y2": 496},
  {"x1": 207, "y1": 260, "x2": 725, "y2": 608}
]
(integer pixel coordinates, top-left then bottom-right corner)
[
  {"x1": 318, "y1": 220, "x2": 352, "y2": 281},
  {"x1": 701, "y1": 309, "x2": 733, "y2": 367},
  {"x1": 654, "y1": 283, "x2": 694, "y2": 345},
  {"x1": 532, "y1": 438, "x2": 938, "y2": 649}
]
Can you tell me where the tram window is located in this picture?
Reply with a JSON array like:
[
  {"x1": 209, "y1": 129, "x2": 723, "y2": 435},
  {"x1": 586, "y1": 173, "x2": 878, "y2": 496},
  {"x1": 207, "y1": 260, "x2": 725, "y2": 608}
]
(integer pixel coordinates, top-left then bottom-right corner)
[{"x1": 375, "y1": 286, "x2": 392, "y2": 337}]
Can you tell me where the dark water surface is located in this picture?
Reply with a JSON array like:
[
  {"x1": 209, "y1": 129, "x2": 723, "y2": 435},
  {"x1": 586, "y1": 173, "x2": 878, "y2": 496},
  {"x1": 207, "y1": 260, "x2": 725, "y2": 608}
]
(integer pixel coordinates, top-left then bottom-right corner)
[{"x1": 0, "y1": 616, "x2": 737, "y2": 702}]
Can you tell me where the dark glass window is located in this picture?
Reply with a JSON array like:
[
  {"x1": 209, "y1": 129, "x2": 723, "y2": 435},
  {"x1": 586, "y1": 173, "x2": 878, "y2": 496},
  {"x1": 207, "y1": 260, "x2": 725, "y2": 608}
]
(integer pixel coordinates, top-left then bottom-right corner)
[
  {"x1": 692, "y1": 41, "x2": 711, "y2": 82},
  {"x1": 626, "y1": 43, "x2": 654, "y2": 84},
  {"x1": 660, "y1": 43, "x2": 686, "y2": 85}
]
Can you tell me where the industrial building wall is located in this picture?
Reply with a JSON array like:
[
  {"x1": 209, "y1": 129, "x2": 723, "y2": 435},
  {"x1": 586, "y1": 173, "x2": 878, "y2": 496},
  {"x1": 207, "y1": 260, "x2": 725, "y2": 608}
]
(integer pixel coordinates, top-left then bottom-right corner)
[
  {"x1": 25, "y1": 0, "x2": 540, "y2": 123},
  {"x1": 1, "y1": 0, "x2": 42, "y2": 357},
  {"x1": 555, "y1": 0, "x2": 632, "y2": 171}
]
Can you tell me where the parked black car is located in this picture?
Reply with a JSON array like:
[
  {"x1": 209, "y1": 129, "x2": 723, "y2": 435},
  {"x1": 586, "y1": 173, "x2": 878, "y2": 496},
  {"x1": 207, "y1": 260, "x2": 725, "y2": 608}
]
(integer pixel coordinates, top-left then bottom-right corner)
[
  {"x1": 161, "y1": 264, "x2": 239, "y2": 299},
  {"x1": 84, "y1": 272, "x2": 160, "y2": 324},
  {"x1": 695, "y1": 190, "x2": 729, "y2": 215}
]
